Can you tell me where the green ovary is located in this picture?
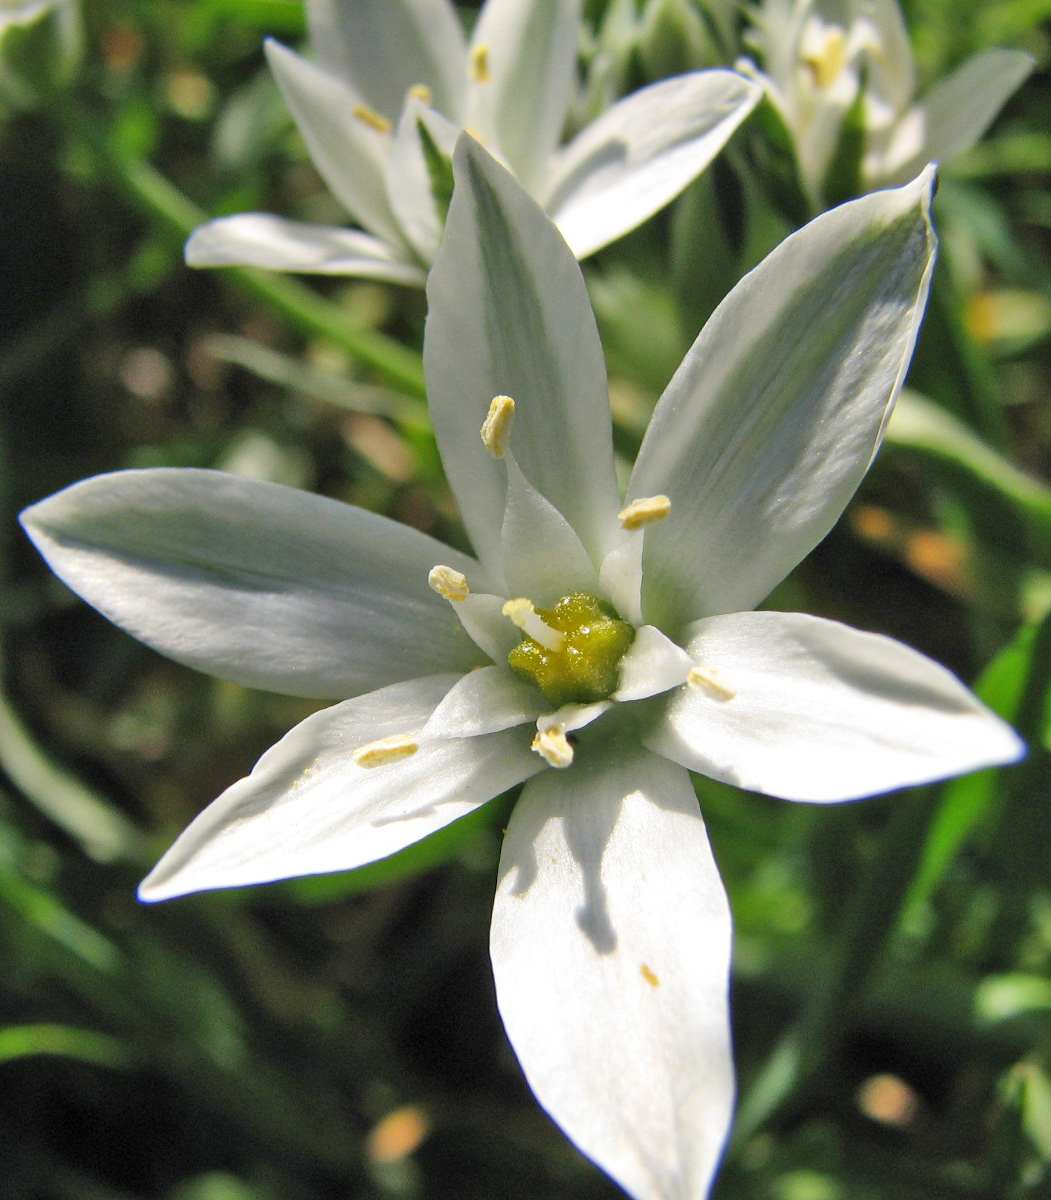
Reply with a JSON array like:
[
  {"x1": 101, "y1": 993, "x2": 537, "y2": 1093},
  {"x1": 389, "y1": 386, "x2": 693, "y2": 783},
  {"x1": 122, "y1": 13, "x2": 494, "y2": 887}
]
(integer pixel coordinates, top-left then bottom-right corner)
[{"x1": 508, "y1": 593, "x2": 635, "y2": 708}]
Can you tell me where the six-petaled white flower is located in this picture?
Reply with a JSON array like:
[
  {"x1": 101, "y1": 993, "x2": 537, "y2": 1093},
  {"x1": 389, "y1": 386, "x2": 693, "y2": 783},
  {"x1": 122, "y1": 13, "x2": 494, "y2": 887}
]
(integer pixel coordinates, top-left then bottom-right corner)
[
  {"x1": 738, "y1": 0, "x2": 1033, "y2": 207},
  {"x1": 21, "y1": 138, "x2": 1023, "y2": 1200},
  {"x1": 185, "y1": 0, "x2": 762, "y2": 286}
]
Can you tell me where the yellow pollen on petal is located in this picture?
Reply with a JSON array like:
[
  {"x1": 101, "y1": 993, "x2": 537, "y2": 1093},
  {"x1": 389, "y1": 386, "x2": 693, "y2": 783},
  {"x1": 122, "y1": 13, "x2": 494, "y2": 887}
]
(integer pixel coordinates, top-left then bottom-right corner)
[
  {"x1": 428, "y1": 564, "x2": 470, "y2": 601},
  {"x1": 353, "y1": 104, "x2": 392, "y2": 134},
  {"x1": 406, "y1": 83, "x2": 432, "y2": 105},
  {"x1": 502, "y1": 598, "x2": 565, "y2": 652},
  {"x1": 470, "y1": 43, "x2": 491, "y2": 84},
  {"x1": 352, "y1": 735, "x2": 419, "y2": 769},
  {"x1": 480, "y1": 394, "x2": 515, "y2": 458},
  {"x1": 640, "y1": 963, "x2": 660, "y2": 987},
  {"x1": 532, "y1": 726, "x2": 574, "y2": 769},
  {"x1": 618, "y1": 495, "x2": 671, "y2": 531},
  {"x1": 687, "y1": 664, "x2": 735, "y2": 700}
]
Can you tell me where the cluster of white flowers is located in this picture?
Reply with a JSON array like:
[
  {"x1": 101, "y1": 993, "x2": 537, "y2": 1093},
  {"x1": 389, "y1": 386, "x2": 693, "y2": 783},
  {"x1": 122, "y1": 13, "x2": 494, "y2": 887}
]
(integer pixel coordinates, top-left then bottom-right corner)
[{"x1": 21, "y1": 3, "x2": 1031, "y2": 1198}]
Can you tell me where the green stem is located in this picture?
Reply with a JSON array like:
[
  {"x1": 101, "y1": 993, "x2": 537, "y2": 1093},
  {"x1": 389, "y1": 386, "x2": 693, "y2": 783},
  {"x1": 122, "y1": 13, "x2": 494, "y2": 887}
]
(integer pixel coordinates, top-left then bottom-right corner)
[{"x1": 63, "y1": 103, "x2": 427, "y2": 405}]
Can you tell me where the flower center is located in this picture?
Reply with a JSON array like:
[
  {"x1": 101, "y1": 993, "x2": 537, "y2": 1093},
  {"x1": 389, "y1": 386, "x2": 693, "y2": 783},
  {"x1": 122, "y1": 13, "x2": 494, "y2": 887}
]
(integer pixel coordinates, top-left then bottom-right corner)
[{"x1": 506, "y1": 593, "x2": 635, "y2": 708}]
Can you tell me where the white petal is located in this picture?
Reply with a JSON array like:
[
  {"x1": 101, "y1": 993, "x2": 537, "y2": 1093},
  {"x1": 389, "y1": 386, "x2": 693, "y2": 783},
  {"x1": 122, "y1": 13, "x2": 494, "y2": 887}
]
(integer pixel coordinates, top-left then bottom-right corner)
[
  {"x1": 648, "y1": 611, "x2": 1025, "y2": 803},
  {"x1": 385, "y1": 99, "x2": 461, "y2": 265},
  {"x1": 614, "y1": 625, "x2": 693, "y2": 702},
  {"x1": 878, "y1": 50, "x2": 1035, "y2": 186},
  {"x1": 140, "y1": 675, "x2": 543, "y2": 901},
  {"x1": 629, "y1": 169, "x2": 937, "y2": 631},
  {"x1": 543, "y1": 71, "x2": 761, "y2": 259},
  {"x1": 491, "y1": 745, "x2": 735, "y2": 1200},
  {"x1": 426, "y1": 138, "x2": 621, "y2": 573},
  {"x1": 422, "y1": 665, "x2": 541, "y2": 739},
  {"x1": 185, "y1": 214, "x2": 426, "y2": 284},
  {"x1": 500, "y1": 455, "x2": 599, "y2": 603},
  {"x1": 265, "y1": 40, "x2": 404, "y2": 249},
  {"x1": 21, "y1": 469, "x2": 490, "y2": 699},
  {"x1": 465, "y1": 0, "x2": 580, "y2": 188},
  {"x1": 306, "y1": 0, "x2": 467, "y2": 122}
]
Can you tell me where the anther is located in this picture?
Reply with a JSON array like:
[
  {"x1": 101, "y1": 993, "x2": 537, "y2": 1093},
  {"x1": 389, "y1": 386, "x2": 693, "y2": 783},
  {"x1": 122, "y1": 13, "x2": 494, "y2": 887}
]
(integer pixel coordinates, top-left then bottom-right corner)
[
  {"x1": 619, "y1": 495, "x2": 671, "y2": 530},
  {"x1": 428, "y1": 565, "x2": 470, "y2": 602},
  {"x1": 470, "y1": 43, "x2": 491, "y2": 84},
  {"x1": 352, "y1": 735, "x2": 419, "y2": 768},
  {"x1": 687, "y1": 665, "x2": 735, "y2": 700},
  {"x1": 480, "y1": 394, "x2": 515, "y2": 458},
  {"x1": 353, "y1": 104, "x2": 392, "y2": 134},
  {"x1": 406, "y1": 84, "x2": 432, "y2": 105},
  {"x1": 502, "y1": 598, "x2": 565, "y2": 652},
  {"x1": 532, "y1": 726, "x2": 574, "y2": 769}
]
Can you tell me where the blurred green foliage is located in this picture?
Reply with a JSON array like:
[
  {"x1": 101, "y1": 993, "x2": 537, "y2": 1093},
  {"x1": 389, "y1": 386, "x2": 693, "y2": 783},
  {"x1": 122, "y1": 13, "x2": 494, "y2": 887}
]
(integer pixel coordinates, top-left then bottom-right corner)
[{"x1": 0, "y1": 1, "x2": 1049, "y2": 1197}]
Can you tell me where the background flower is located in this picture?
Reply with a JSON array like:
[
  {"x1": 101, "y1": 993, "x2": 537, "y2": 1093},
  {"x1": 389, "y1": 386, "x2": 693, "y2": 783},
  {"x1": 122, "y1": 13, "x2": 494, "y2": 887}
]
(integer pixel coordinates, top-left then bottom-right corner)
[{"x1": 185, "y1": 0, "x2": 761, "y2": 284}]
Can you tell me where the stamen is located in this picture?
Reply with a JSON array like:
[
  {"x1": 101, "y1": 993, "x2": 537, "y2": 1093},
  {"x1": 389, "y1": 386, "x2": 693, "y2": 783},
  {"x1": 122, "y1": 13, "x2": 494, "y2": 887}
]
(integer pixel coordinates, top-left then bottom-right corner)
[
  {"x1": 428, "y1": 565, "x2": 470, "y2": 602},
  {"x1": 687, "y1": 665, "x2": 736, "y2": 700},
  {"x1": 406, "y1": 84, "x2": 432, "y2": 105},
  {"x1": 619, "y1": 495, "x2": 671, "y2": 530},
  {"x1": 502, "y1": 598, "x2": 566, "y2": 652},
  {"x1": 532, "y1": 726, "x2": 574, "y2": 769},
  {"x1": 353, "y1": 104, "x2": 392, "y2": 134},
  {"x1": 352, "y1": 735, "x2": 419, "y2": 769},
  {"x1": 480, "y1": 394, "x2": 515, "y2": 458},
  {"x1": 803, "y1": 26, "x2": 847, "y2": 89},
  {"x1": 470, "y1": 43, "x2": 491, "y2": 84}
]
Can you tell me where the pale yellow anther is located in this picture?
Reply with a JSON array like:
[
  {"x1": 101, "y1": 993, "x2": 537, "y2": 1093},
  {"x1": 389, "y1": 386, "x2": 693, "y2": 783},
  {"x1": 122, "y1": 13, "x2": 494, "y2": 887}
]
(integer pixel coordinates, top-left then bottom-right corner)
[
  {"x1": 532, "y1": 726, "x2": 574, "y2": 769},
  {"x1": 428, "y1": 565, "x2": 470, "y2": 602},
  {"x1": 352, "y1": 735, "x2": 419, "y2": 769},
  {"x1": 353, "y1": 104, "x2": 392, "y2": 134},
  {"x1": 619, "y1": 495, "x2": 672, "y2": 531},
  {"x1": 502, "y1": 598, "x2": 565, "y2": 652},
  {"x1": 480, "y1": 394, "x2": 515, "y2": 458},
  {"x1": 687, "y1": 665, "x2": 736, "y2": 700},
  {"x1": 803, "y1": 26, "x2": 847, "y2": 89},
  {"x1": 470, "y1": 43, "x2": 491, "y2": 84},
  {"x1": 407, "y1": 84, "x2": 432, "y2": 105}
]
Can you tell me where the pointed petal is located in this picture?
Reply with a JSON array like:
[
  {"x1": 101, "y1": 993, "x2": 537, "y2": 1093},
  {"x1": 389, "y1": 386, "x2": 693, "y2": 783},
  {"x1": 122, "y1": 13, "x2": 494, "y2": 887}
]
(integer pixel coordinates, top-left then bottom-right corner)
[
  {"x1": 425, "y1": 138, "x2": 621, "y2": 573},
  {"x1": 543, "y1": 71, "x2": 761, "y2": 259},
  {"x1": 422, "y1": 665, "x2": 541, "y2": 739},
  {"x1": 385, "y1": 100, "x2": 460, "y2": 264},
  {"x1": 21, "y1": 469, "x2": 490, "y2": 699},
  {"x1": 879, "y1": 50, "x2": 1035, "y2": 186},
  {"x1": 306, "y1": 0, "x2": 467, "y2": 122},
  {"x1": 491, "y1": 744, "x2": 735, "y2": 1200},
  {"x1": 265, "y1": 39, "x2": 404, "y2": 248},
  {"x1": 140, "y1": 675, "x2": 543, "y2": 901},
  {"x1": 648, "y1": 611, "x2": 1025, "y2": 803},
  {"x1": 185, "y1": 214, "x2": 426, "y2": 284},
  {"x1": 465, "y1": 0, "x2": 580, "y2": 188},
  {"x1": 630, "y1": 168, "x2": 937, "y2": 631}
]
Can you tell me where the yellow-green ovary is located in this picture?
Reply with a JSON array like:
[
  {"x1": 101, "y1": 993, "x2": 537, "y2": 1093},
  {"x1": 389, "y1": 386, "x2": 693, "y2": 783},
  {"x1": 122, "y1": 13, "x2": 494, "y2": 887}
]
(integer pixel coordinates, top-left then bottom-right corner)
[{"x1": 507, "y1": 594, "x2": 635, "y2": 707}]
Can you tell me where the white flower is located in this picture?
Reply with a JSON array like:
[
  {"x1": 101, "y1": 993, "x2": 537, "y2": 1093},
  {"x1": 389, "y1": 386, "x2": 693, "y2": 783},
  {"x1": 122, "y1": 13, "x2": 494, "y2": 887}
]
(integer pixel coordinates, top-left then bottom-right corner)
[
  {"x1": 738, "y1": 0, "x2": 1033, "y2": 206},
  {"x1": 22, "y1": 138, "x2": 1022, "y2": 1199},
  {"x1": 185, "y1": 0, "x2": 761, "y2": 286}
]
